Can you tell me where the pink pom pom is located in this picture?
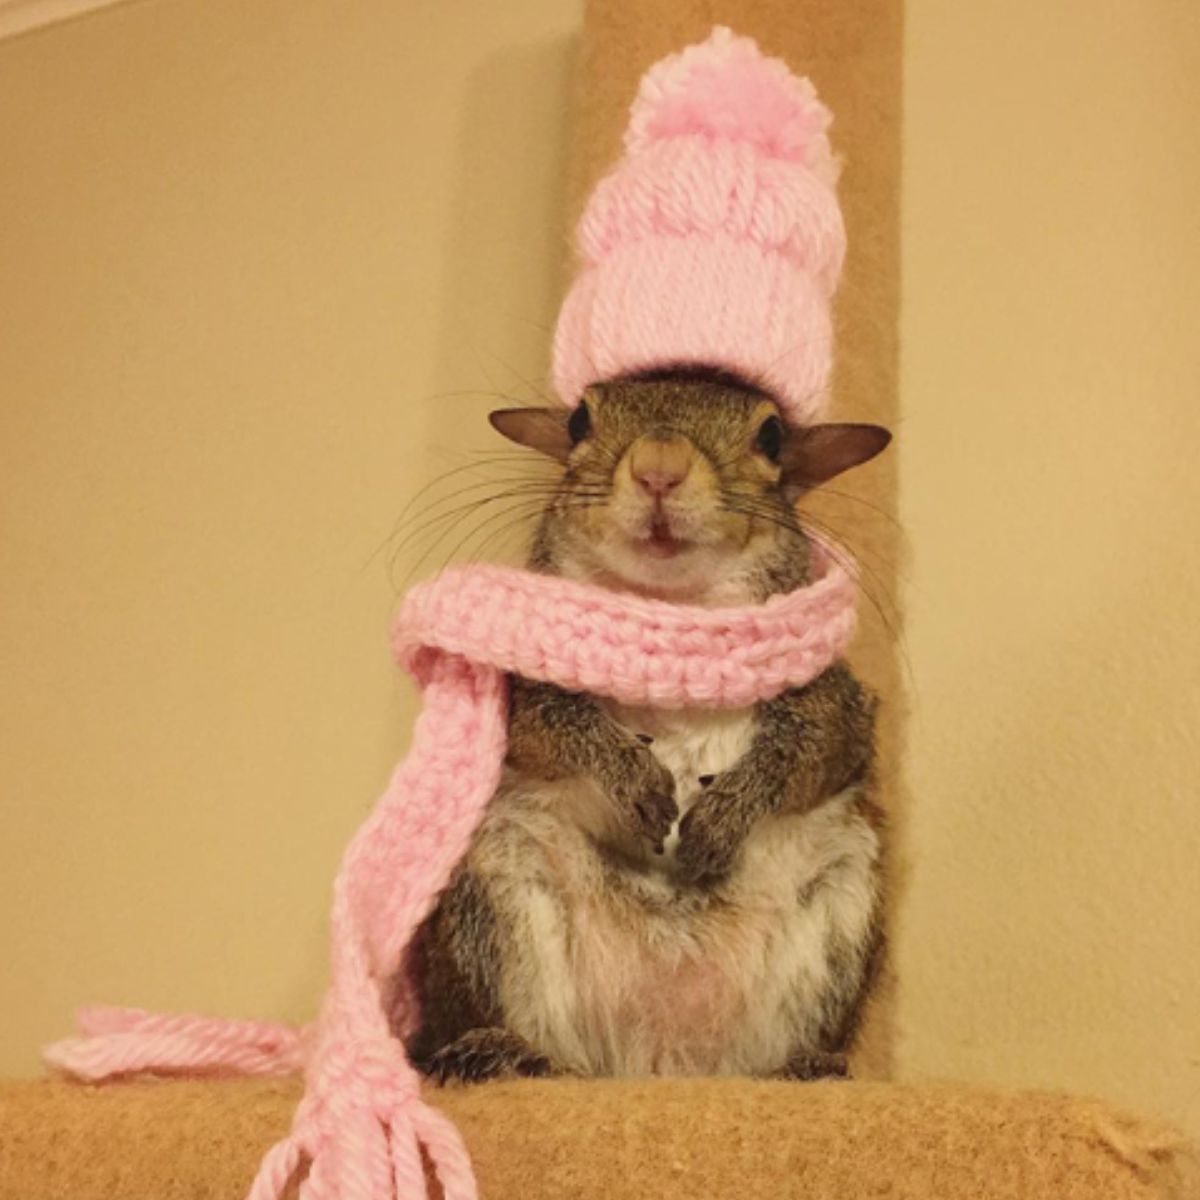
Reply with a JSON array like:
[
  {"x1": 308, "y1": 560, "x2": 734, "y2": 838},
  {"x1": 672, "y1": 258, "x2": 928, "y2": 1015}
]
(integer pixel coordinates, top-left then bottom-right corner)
[{"x1": 625, "y1": 26, "x2": 836, "y2": 184}]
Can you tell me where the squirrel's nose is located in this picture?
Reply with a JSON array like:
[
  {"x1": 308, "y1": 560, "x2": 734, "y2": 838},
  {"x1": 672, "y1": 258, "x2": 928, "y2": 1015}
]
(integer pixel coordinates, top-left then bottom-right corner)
[
  {"x1": 635, "y1": 468, "x2": 684, "y2": 496},
  {"x1": 629, "y1": 437, "x2": 692, "y2": 497}
]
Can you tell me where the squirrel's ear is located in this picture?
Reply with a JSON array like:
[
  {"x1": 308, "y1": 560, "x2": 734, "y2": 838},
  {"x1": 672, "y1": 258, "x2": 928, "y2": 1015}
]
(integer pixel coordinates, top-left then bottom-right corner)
[
  {"x1": 780, "y1": 423, "x2": 891, "y2": 498},
  {"x1": 489, "y1": 407, "x2": 572, "y2": 463}
]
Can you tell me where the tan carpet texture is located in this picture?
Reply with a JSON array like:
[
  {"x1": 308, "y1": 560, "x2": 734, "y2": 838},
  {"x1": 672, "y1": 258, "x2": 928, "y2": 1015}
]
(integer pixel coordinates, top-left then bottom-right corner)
[{"x1": 1, "y1": 1077, "x2": 1196, "y2": 1200}]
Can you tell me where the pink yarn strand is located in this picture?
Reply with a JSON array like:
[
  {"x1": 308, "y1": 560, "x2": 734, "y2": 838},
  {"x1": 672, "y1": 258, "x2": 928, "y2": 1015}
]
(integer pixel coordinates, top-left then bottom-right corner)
[
  {"x1": 75, "y1": 1005, "x2": 303, "y2": 1054},
  {"x1": 246, "y1": 1137, "x2": 304, "y2": 1200},
  {"x1": 298, "y1": 1148, "x2": 334, "y2": 1200},
  {"x1": 336, "y1": 1109, "x2": 393, "y2": 1200},
  {"x1": 412, "y1": 1101, "x2": 477, "y2": 1200},
  {"x1": 44, "y1": 1011, "x2": 305, "y2": 1082},
  {"x1": 389, "y1": 1110, "x2": 430, "y2": 1200}
]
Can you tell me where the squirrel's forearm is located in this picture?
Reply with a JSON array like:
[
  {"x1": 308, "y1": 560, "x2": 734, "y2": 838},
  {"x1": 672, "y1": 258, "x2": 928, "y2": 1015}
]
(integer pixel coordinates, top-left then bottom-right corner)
[
  {"x1": 506, "y1": 676, "x2": 677, "y2": 850},
  {"x1": 738, "y1": 664, "x2": 877, "y2": 815},
  {"x1": 506, "y1": 676, "x2": 627, "y2": 779}
]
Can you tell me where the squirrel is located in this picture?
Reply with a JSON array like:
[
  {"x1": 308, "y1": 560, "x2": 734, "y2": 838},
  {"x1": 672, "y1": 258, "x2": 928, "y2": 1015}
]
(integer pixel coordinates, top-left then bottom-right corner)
[{"x1": 398, "y1": 369, "x2": 891, "y2": 1084}]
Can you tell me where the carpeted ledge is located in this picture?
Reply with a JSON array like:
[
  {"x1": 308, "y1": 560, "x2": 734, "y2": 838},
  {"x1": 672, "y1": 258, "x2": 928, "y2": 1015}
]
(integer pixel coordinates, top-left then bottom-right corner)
[{"x1": 1, "y1": 1077, "x2": 1196, "y2": 1199}]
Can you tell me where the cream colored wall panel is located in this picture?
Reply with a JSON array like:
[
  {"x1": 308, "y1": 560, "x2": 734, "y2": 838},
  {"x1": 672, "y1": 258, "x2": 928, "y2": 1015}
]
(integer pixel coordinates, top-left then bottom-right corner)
[{"x1": 898, "y1": 0, "x2": 1200, "y2": 1141}]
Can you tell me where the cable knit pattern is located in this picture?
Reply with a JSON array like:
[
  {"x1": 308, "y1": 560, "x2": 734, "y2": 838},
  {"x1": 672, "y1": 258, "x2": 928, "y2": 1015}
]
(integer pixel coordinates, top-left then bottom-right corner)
[
  {"x1": 44, "y1": 545, "x2": 856, "y2": 1200},
  {"x1": 552, "y1": 26, "x2": 845, "y2": 424}
]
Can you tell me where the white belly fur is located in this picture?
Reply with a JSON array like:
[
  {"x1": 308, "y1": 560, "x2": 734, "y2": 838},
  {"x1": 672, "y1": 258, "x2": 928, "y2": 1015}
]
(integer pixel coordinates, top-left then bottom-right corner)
[{"x1": 468, "y1": 706, "x2": 881, "y2": 1077}]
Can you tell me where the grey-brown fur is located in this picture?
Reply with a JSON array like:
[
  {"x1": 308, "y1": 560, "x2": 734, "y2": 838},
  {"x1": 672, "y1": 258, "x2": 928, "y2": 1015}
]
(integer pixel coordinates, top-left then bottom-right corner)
[
  {"x1": 675, "y1": 665, "x2": 877, "y2": 882},
  {"x1": 403, "y1": 372, "x2": 889, "y2": 1085},
  {"x1": 505, "y1": 677, "x2": 679, "y2": 852}
]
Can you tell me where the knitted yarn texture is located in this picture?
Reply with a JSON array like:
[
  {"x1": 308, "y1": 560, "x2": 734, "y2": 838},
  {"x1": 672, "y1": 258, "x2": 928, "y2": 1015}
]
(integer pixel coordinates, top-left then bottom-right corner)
[
  {"x1": 551, "y1": 26, "x2": 845, "y2": 425},
  {"x1": 44, "y1": 546, "x2": 857, "y2": 1200}
]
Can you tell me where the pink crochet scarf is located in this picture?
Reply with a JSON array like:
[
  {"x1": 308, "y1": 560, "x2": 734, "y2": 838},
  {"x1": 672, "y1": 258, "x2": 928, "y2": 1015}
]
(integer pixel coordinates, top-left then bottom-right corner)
[{"x1": 44, "y1": 549, "x2": 856, "y2": 1200}]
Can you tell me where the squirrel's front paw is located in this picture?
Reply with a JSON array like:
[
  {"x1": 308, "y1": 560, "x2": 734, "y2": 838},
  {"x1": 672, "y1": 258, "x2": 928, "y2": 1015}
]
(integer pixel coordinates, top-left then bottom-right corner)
[
  {"x1": 605, "y1": 743, "x2": 678, "y2": 851},
  {"x1": 423, "y1": 1028, "x2": 553, "y2": 1085},
  {"x1": 675, "y1": 779, "x2": 755, "y2": 883},
  {"x1": 775, "y1": 1050, "x2": 850, "y2": 1081}
]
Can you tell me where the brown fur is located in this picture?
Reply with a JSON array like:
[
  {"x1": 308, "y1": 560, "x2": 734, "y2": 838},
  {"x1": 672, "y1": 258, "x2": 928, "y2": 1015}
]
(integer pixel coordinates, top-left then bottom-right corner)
[{"x1": 405, "y1": 375, "x2": 888, "y2": 1084}]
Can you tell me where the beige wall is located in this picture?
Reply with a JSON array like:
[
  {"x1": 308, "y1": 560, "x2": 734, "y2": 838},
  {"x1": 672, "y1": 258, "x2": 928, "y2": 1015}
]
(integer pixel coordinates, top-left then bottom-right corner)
[
  {"x1": 897, "y1": 0, "x2": 1200, "y2": 1138},
  {"x1": 1, "y1": 0, "x2": 1196, "y2": 1143}
]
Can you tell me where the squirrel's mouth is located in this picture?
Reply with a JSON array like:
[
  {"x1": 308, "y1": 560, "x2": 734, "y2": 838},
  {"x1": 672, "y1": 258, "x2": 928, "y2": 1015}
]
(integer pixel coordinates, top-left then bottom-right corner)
[{"x1": 634, "y1": 515, "x2": 690, "y2": 559}]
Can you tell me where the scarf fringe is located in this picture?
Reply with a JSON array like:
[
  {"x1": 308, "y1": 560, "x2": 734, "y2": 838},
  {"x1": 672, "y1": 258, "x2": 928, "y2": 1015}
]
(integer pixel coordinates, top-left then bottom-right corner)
[
  {"x1": 43, "y1": 1006, "x2": 306, "y2": 1081},
  {"x1": 245, "y1": 1076, "x2": 476, "y2": 1200},
  {"x1": 47, "y1": 1006, "x2": 476, "y2": 1200}
]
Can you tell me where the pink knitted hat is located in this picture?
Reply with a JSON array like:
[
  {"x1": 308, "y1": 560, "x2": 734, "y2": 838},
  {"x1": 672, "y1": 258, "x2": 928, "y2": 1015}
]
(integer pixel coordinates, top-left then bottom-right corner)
[{"x1": 552, "y1": 26, "x2": 845, "y2": 425}]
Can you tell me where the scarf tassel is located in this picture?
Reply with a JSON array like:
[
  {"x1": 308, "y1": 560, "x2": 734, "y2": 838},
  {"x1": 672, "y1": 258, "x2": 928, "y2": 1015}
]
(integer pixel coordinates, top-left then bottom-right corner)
[
  {"x1": 44, "y1": 1008, "x2": 477, "y2": 1198},
  {"x1": 42, "y1": 1005, "x2": 305, "y2": 1081},
  {"x1": 245, "y1": 1091, "x2": 475, "y2": 1200}
]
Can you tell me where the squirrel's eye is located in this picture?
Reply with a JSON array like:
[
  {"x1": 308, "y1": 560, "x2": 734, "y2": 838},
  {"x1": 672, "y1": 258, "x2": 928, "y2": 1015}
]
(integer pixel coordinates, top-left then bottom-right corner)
[
  {"x1": 755, "y1": 415, "x2": 783, "y2": 463},
  {"x1": 568, "y1": 401, "x2": 591, "y2": 445}
]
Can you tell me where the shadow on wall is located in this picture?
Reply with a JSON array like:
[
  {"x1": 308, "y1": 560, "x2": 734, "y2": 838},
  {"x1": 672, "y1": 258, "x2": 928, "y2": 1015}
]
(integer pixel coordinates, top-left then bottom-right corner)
[
  {"x1": 403, "y1": 34, "x2": 581, "y2": 576},
  {"x1": 231, "y1": 29, "x2": 583, "y2": 1017},
  {"x1": 379, "y1": 32, "x2": 579, "y2": 584},
  {"x1": 434, "y1": 32, "x2": 579, "y2": 396}
]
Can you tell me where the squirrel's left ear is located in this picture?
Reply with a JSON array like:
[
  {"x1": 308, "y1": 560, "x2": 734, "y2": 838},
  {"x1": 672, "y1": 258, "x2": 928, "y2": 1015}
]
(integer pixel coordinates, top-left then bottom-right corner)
[
  {"x1": 780, "y1": 423, "x2": 891, "y2": 498},
  {"x1": 489, "y1": 407, "x2": 572, "y2": 462}
]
